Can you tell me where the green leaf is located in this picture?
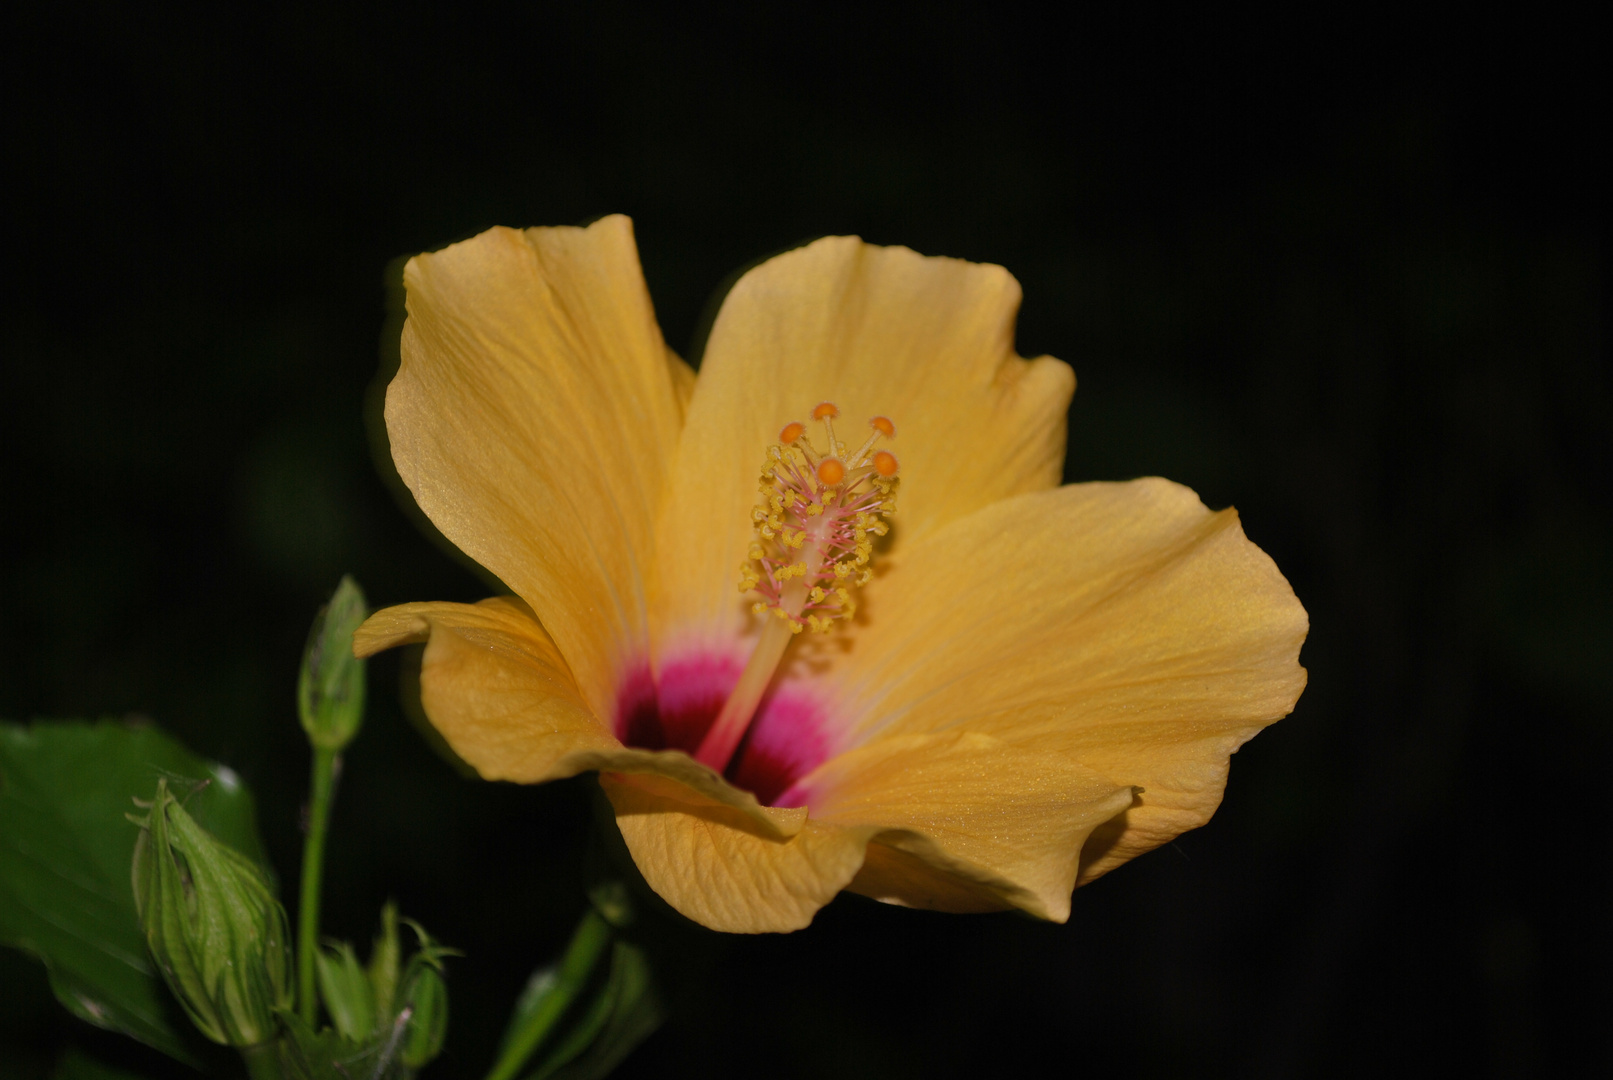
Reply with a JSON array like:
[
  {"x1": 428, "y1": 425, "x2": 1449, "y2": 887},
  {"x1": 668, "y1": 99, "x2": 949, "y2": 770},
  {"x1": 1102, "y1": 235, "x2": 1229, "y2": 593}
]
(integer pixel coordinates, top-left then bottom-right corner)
[
  {"x1": 529, "y1": 941, "x2": 661, "y2": 1080},
  {"x1": 50, "y1": 1047, "x2": 154, "y2": 1080},
  {"x1": 0, "y1": 719, "x2": 272, "y2": 1063}
]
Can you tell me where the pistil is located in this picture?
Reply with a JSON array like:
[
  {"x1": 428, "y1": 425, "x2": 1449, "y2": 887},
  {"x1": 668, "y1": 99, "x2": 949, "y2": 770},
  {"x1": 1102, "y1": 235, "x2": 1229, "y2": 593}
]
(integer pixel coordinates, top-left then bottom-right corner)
[{"x1": 693, "y1": 405, "x2": 900, "y2": 774}]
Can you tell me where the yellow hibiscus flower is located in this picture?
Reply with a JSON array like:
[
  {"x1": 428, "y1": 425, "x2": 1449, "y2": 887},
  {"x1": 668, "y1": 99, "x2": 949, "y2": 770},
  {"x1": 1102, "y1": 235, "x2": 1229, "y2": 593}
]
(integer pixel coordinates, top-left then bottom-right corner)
[{"x1": 354, "y1": 215, "x2": 1308, "y2": 934}]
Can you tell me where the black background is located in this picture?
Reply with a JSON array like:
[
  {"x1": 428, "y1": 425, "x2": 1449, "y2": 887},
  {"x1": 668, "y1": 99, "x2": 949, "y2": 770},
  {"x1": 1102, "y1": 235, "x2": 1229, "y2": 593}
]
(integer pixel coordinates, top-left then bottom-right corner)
[{"x1": 2, "y1": 4, "x2": 1608, "y2": 1078}]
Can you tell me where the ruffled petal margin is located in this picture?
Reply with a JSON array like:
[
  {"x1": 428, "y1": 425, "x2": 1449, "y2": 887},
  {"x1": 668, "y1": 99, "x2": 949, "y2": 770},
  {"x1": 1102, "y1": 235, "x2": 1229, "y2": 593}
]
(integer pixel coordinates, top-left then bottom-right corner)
[
  {"x1": 803, "y1": 731, "x2": 1137, "y2": 920},
  {"x1": 812, "y1": 478, "x2": 1308, "y2": 890}
]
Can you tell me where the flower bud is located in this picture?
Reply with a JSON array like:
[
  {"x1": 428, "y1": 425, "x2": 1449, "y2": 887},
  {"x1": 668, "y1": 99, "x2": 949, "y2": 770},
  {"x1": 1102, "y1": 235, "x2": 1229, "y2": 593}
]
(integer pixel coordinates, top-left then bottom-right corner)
[
  {"x1": 297, "y1": 576, "x2": 368, "y2": 750},
  {"x1": 399, "y1": 962, "x2": 449, "y2": 1068},
  {"x1": 130, "y1": 780, "x2": 292, "y2": 1047},
  {"x1": 588, "y1": 878, "x2": 636, "y2": 929},
  {"x1": 397, "y1": 919, "x2": 455, "y2": 1069}
]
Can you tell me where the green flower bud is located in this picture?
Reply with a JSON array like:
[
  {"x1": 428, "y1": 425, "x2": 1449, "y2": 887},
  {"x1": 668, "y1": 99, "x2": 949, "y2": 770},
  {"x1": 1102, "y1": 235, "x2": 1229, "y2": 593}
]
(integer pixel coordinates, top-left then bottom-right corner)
[
  {"x1": 315, "y1": 941, "x2": 375, "y2": 1043},
  {"x1": 399, "y1": 962, "x2": 449, "y2": 1069},
  {"x1": 129, "y1": 780, "x2": 292, "y2": 1047},
  {"x1": 397, "y1": 919, "x2": 455, "y2": 1069},
  {"x1": 588, "y1": 878, "x2": 636, "y2": 929},
  {"x1": 298, "y1": 576, "x2": 368, "y2": 750}
]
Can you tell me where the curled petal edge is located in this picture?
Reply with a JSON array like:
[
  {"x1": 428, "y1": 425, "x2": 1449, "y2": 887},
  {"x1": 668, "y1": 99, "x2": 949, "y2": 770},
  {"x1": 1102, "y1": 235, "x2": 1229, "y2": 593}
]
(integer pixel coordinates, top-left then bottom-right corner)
[
  {"x1": 353, "y1": 599, "x2": 804, "y2": 840},
  {"x1": 801, "y1": 730, "x2": 1139, "y2": 922},
  {"x1": 603, "y1": 775, "x2": 874, "y2": 934}
]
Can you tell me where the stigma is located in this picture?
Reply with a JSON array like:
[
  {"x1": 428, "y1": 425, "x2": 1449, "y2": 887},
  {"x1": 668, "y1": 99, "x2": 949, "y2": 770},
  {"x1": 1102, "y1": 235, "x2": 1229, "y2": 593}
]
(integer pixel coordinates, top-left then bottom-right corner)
[{"x1": 694, "y1": 405, "x2": 900, "y2": 773}]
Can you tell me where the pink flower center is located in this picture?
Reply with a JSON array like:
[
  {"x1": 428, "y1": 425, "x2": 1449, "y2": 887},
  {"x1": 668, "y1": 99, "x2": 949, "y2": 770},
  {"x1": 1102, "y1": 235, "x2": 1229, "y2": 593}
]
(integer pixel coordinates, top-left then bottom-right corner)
[{"x1": 614, "y1": 404, "x2": 898, "y2": 804}]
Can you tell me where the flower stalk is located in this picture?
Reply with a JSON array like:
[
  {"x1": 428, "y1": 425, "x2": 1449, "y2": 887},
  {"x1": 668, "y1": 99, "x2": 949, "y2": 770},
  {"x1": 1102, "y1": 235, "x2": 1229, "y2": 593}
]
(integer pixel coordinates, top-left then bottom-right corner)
[
  {"x1": 482, "y1": 907, "x2": 614, "y2": 1080},
  {"x1": 240, "y1": 1043, "x2": 284, "y2": 1080},
  {"x1": 294, "y1": 576, "x2": 368, "y2": 1025},
  {"x1": 296, "y1": 743, "x2": 338, "y2": 1025}
]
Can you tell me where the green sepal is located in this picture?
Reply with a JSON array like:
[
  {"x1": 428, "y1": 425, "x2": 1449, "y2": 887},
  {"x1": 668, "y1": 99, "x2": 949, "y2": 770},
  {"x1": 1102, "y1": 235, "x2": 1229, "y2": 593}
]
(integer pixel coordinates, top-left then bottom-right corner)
[
  {"x1": 298, "y1": 907, "x2": 455, "y2": 1076},
  {"x1": 314, "y1": 941, "x2": 374, "y2": 1043},
  {"x1": 297, "y1": 577, "x2": 368, "y2": 751},
  {"x1": 366, "y1": 901, "x2": 402, "y2": 1034},
  {"x1": 129, "y1": 779, "x2": 292, "y2": 1047}
]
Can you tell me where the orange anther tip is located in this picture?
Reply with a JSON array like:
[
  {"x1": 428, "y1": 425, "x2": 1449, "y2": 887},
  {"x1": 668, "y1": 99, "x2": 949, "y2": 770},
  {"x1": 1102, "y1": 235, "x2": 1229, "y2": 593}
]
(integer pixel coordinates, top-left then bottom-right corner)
[
  {"x1": 812, "y1": 402, "x2": 840, "y2": 420},
  {"x1": 817, "y1": 457, "x2": 847, "y2": 485},
  {"x1": 872, "y1": 450, "x2": 899, "y2": 477},
  {"x1": 779, "y1": 421, "x2": 805, "y2": 444},
  {"x1": 870, "y1": 416, "x2": 896, "y2": 438}
]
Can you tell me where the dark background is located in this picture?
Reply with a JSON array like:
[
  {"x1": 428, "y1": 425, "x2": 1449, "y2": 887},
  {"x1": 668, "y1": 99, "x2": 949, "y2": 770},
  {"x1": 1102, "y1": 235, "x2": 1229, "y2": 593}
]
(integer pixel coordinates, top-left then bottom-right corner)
[{"x1": 2, "y1": 4, "x2": 1607, "y2": 1077}]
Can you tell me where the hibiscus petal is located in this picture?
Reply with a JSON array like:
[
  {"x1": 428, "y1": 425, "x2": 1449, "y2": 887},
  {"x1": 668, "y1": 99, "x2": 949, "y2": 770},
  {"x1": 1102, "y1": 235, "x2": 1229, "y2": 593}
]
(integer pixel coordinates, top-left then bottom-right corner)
[
  {"x1": 390, "y1": 216, "x2": 690, "y2": 720},
  {"x1": 353, "y1": 598, "x2": 617, "y2": 781},
  {"x1": 799, "y1": 731, "x2": 1137, "y2": 920},
  {"x1": 818, "y1": 478, "x2": 1308, "y2": 884},
  {"x1": 601, "y1": 774, "x2": 870, "y2": 933},
  {"x1": 651, "y1": 235, "x2": 1073, "y2": 655}
]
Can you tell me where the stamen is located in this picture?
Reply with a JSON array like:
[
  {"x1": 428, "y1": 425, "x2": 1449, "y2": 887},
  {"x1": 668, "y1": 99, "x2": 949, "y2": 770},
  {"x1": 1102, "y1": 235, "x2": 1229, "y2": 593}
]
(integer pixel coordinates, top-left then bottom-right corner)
[
  {"x1": 701, "y1": 407, "x2": 902, "y2": 774},
  {"x1": 846, "y1": 415, "x2": 896, "y2": 466},
  {"x1": 813, "y1": 401, "x2": 841, "y2": 457}
]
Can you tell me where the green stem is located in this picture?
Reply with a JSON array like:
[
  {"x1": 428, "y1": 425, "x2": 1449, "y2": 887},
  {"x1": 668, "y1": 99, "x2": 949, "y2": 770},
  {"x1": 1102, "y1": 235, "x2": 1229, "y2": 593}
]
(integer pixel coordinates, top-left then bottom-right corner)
[
  {"x1": 296, "y1": 746, "x2": 339, "y2": 1024},
  {"x1": 483, "y1": 908, "x2": 614, "y2": 1080},
  {"x1": 240, "y1": 1042, "x2": 284, "y2": 1080}
]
